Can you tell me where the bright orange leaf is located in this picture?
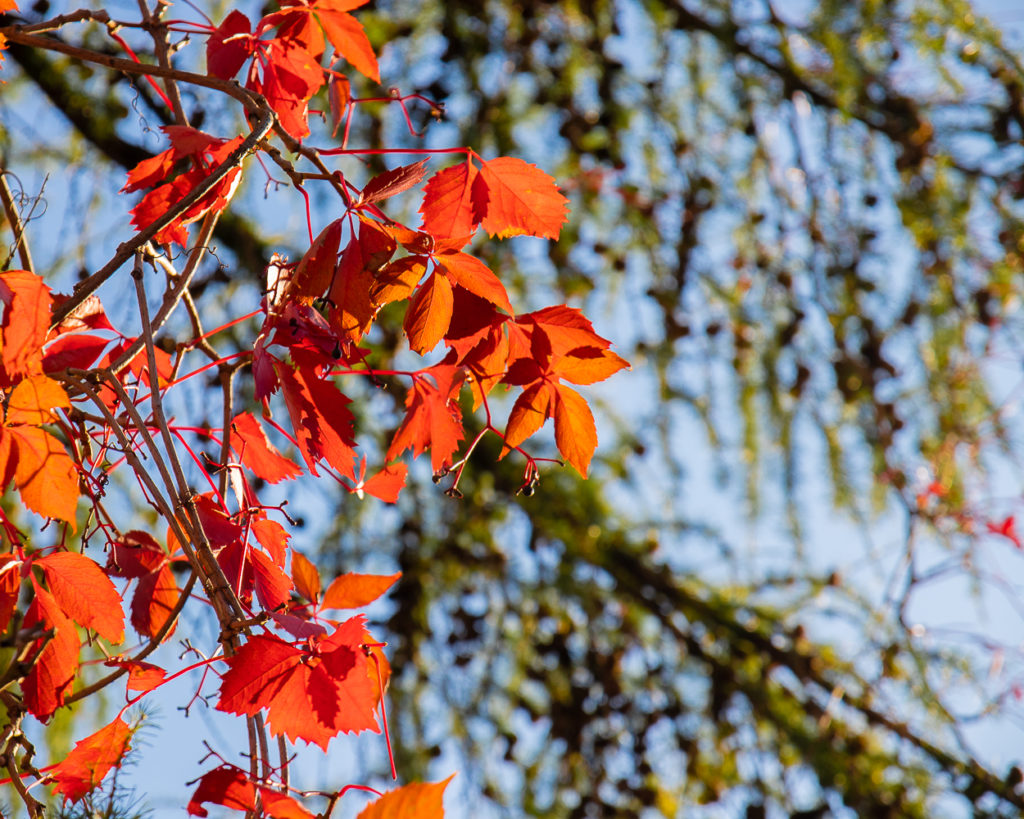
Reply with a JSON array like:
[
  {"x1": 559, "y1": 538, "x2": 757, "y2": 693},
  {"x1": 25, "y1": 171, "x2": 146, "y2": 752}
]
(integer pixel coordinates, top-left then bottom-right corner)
[
  {"x1": 321, "y1": 571, "x2": 401, "y2": 610},
  {"x1": 356, "y1": 775, "x2": 455, "y2": 819}
]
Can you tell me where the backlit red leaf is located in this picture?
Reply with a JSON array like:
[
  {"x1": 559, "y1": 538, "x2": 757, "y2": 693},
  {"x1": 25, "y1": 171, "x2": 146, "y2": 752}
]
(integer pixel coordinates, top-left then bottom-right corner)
[
  {"x1": 404, "y1": 271, "x2": 454, "y2": 354},
  {"x1": 0, "y1": 270, "x2": 51, "y2": 383},
  {"x1": 359, "y1": 463, "x2": 408, "y2": 503},
  {"x1": 291, "y1": 550, "x2": 321, "y2": 604},
  {"x1": 231, "y1": 412, "x2": 303, "y2": 483},
  {"x1": 130, "y1": 564, "x2": 178, "y2": 640},
  {"x1": 50, "y1": 717, "x2": 133, "y2": 803},
  {"x1": 38, "y1": 551, "x2": 124, "y2": 644},
  {"x1": 5, "y1": 374, "x2": 69, "y2": 425},
  {"x1": 436, "y1": 252, "x2": 513, "y2": 315},
  {"x1": 216, "y1": 617, "x2": 378, "y2": 748},
  {"x1": 206, "y1": 10, "x2": 255, "y2": 80},
  {"x1": 477, "y1": 156, "x2": 568, "y2": 240},
  {"x1": 23, "y1": 582, "x2": 80, "y2": 720},
  {"x1": 359, "y1": 159, "x2": 429, "y2": 207},
  {"x1": 103, "y1": 658, "x2": 167, "y2": 693},
  {"x1": 356, "y1": 775, "x2": 454, "y2": 819},
  {"x1": 386, "y1": 363, "x2": 465, "y2": 472},
  {"x1": 319, "y1": 9, "x2": 380, "y2": 82},
  {"x1": 420, "y1": 161, "x2": 483, "y2": 238},
  {"x1": 321, "y1": 571, "x2": 401, "y2": 610},
  {"x1": 553, "y1": 384, "x2": 597, "y2": 478},
  {"x1": 502, "y1": 382, "x2": 554, "y2": 454},
  {"x1": 6, "y1": 424, "x2": 79, "y2": 526},
  {"x1": 187, "y1": 767, "x2": 256, "y2": 817}
]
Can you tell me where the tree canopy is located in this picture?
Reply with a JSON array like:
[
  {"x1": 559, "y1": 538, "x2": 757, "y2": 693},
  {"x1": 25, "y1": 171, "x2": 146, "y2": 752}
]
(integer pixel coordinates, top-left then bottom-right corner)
[{"x1": 2, "y1": 0, "x2": 1024, "y2": 817}]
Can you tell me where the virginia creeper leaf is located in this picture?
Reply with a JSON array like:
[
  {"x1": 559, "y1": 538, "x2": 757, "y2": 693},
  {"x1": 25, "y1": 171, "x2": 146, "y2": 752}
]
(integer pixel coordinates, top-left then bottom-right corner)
[
  {"x1": 321, "y1": 571, "x2": 401, "y2": 610},
  {"x1": 38, "y1": 551, "x2": 124, "y2": 644},
  {"x1": 553, "y1": 383, "x2": 597, "y2": 478},
  {"x1": 356, "y1": 775, "x2": 455, "y2": 819},
  {"x1": 404, "y1": 271, "x2": 454, "y2": 354},
  {"x1": 50, "y1": 717, "x2": 133, "y2": 803},
  {"x1": 477, "y1": 156, "x2": 568, "y2": 240},
  {"x1": 420, "y1": 161, "x2": 483, "y2": 238},
  {"x1": 231, "y1": 412, "x2": 303, "y2": 484}
]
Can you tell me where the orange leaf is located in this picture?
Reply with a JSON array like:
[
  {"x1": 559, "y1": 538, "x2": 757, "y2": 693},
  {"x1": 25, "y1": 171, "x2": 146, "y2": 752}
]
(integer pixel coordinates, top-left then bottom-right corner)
[
  {"x1": 370, "y1": 255, "x2": 428, "y2": 308},
  {"x1": 502, "y1": 382, "x2": 554, "y2": 454},
  {"x1": 420, "y1": 161, "x2": 483, "y2": 238},
  {"x1": 5, "y1": 375, "x2": 69, "y2": 425},
  {"x1": 50, "y1": 718, "x2": 133, "y2": 803},
  {"x1": 435, "y1": 252, "x2": 513, "y2": 315},
  {"x1": 0, "y1": 270, "x2": 52, "y2": 384},
  {"x1": 321, "y1": 571, "x2": 401, "y2": 610},
  {"x1": 553, "y1": 347, "x2": 630, "y2": 385},
  {"x1": 356, "y1": 775, "x2": 455, "y2": 819},
  {"x1": 38, "y1": 551, "x2": 124, "y2": 644},
  {"x1": 386, "y1": 363, "x2": 465, "y2": 472},
  {"x1": 23, "y1": 582, "x2": 80, "y2": 719},
  {"x1": 0, "y1": 554, "x2": 21, "y2": 634},
  {"x1": 130, "y1": 564, "x2": 179, "y2": 640},
  {"x1": 358, "y1": 463, "x2": 408, "y2": 503},
  {"x1": 319, "y1": 9, "x2": 380, "y2": 82},
  {"x1": 292, "y1": 218, "x2": 343, "y2": 299},
  {"x1": 216, "y1": 617, "x2": 378, "y2": 749},
  {"x1": 291, "y1": 550, "x2": 321, "y2": 605},
  {"x1": 358, "y1": 159, "x2": 429, "y2": 207},
  {"x1": 6, "y1": 424, "x2": 78, "y2": 526},
  {"x1": 404, "y1": 271, "x2": 454, "y2": 354},
  {"x1": 553, "y1": 384, "x2": 597, "y2": 477},
  {"x1": 231, "y1": 412, "x2": 303, "y2": 484},
  {"x1": 103, "y1": 658, "x2": 167, "y2": 693},
  {"x1": 477, "y1": 156, "x2": 568, "y2": 240}
]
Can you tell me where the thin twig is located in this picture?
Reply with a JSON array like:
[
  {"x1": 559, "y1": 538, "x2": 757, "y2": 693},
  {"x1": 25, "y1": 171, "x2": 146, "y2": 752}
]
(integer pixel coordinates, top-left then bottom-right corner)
[{"x1": 0, "y1": 168, "x2": 34, "y2": 272}]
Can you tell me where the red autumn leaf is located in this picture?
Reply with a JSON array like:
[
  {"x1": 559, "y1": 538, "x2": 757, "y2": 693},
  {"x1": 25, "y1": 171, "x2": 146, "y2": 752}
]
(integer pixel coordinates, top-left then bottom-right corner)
[
  {"x1": 23, "y1": 581, "x2": 80, "y2": 720},
  {"x1": 252, "y1": 515, "x2": 290, "y2": 566},
  {"x1": 435, "y1": 252, "x2": 513, "y2": 315},
  {"x1": 231, "y1": 412, "x2": 303, "y2": 484},
  {"x1": 291, "y1": 550, "x2": 321, "y2": 605},
  {"x1": 38, "y1": 551, "x2": 125, "y2": 644},
  {"x1": 131, "y1": 563, "x2": 179, "y2": 640},
  {"x1": 206, "y1": 10, "x2": 256, "y2": 80},
  {"x1": 386, "y1": 362, "x2": 465, "y2": 472},
  {"x1": 329, "y1": 234, "x2": 380, "y2": 342},
  {"x1": 552, "y1": 346, "x2": 630, "y2": 386},
  {"x1": 277, "y1": 364, "x2": 357, "y2": 480},
  {"x1": 41, "y1": 333, "x2": 110, "y2": 374},
  {"x1": 187, "y1": 767, "x2": 256, "y2": 817},
  {"x1": 476, "y1": 156, "x2": 569, "y2": 240},
  {"x1": 420, "y1": 161, "x2": 484, "y2": 238},
  {"x1": 5, "y1": 374, "x2": 69, "y2": 426},
  {"x1": 50, "y1": 717, "x2": 133, "y2": 803},
  {"x1": 251, "y1": 37, "x2": 324, "y2": 139},
  {"x1": 370, "y1": 255, "x2": 428, "y2": 308},
  {"x1": 502, "y1": 381, "x2": 554, "y2": 453},
  {"x1": 317, "y1": 6, "x2": 380, "y2": 82},
  {"x1": 107, "y1": 530, "x2": 166, "y2": 578},
  {"x1": 103, "y1": 658, "x2": 167, "y2": 693},
  {"x1": 329, "y1": 73, "x2": 351, "y2": 136},
  {"x1": 259, "y1": 787, "x2": 315, "y2": 819},
  {"x1": 0, "y1": 554, "x2": 21, "y2": 634},
  {"x1": 553, "y1": 383, "x2": 597, "y2": 478},
  {"x1": 321, "y1": 571, "x2": 401, "y2": 610},
  {"x1": 292, "y1": 219, "x2": 343, "y2": 300},
  {"x1": 358, "y1": 159, "x2": 429, "y2": 207},
  {"x1": 356, "y1": 775, "x2": 455, "y2": 819},
  {"x1": 358, "y1": 462, "x2": 408, "y2": 503},
  {"x1": 404, "y1": 271, "x2": 454, "y2": 354},
  {"x1": 216, "y1": 616, "x2": 378, "y2": 749},
  {"x1": 187, "y1": 766, "x2": 314, "y2": 819},
  {"x1": 252, "y1": 548, "x2": 293, "y2": 611},
  {"x1": 125, "y1": 131, "x2": 245, "y2": 247},
  {"x1": 0, "y1": 269, "x2": 52, "y2": 384},
  {"x1": 4, "y1": 424, "x2": 79, "y2": 526}
]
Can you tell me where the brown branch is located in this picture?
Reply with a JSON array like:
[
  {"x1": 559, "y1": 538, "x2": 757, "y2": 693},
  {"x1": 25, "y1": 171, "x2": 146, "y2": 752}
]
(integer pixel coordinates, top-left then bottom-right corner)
[{"x1": 0, "y1": 168, "x2": 34, "y2": 273}]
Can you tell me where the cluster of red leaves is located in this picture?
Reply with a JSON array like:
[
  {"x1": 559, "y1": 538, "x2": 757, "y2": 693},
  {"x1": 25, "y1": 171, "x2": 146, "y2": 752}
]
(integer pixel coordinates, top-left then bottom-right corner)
[
  {"x1": 0, "y1": 1, "x2": 629, "y2": 815},
  {"x1": 206, "y1": 0, "x2": 378, "y2": 138}
]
